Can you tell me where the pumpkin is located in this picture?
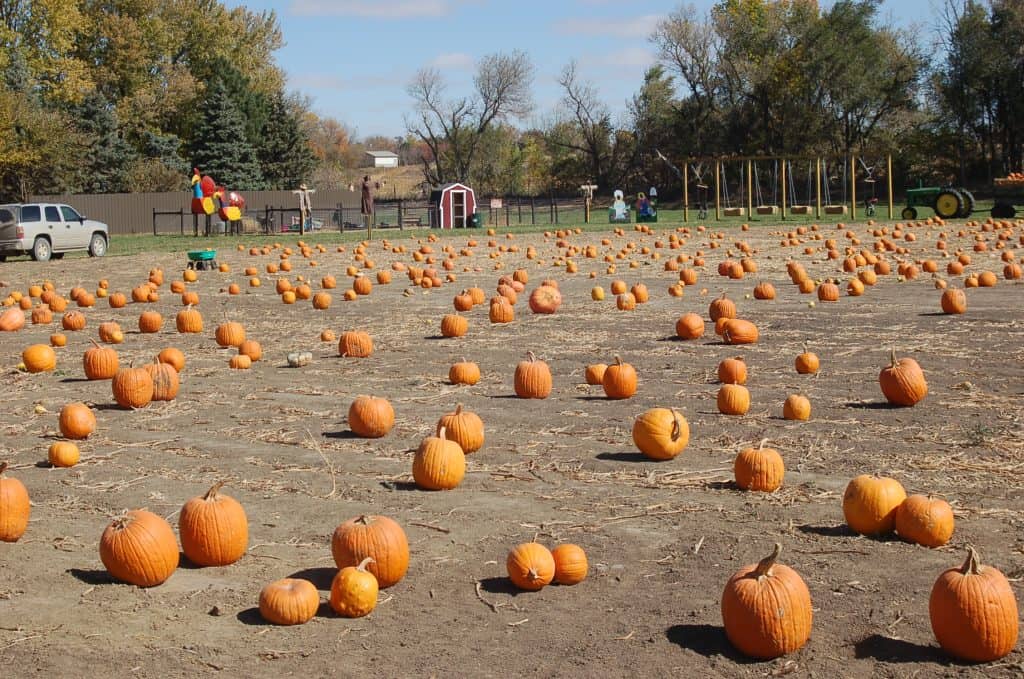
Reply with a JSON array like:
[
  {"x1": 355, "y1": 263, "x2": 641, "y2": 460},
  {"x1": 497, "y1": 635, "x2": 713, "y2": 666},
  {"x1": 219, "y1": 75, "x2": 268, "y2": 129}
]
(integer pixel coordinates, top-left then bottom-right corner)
[
  {"x1": 59, "y1": 402, "x2": 96, "y2": 439},
  {"x1": 591, "y1": 286, "x2": 605, "y2": 301},
  {"x1": 514, "y1": 352, "x2": 552, "y2": 399},
  {"x1": 708, "y1": 292, "x2": 736, "y2": 322},
  {"x1": 179, "y1": 482, "x2": 248, "y2": 567},
  {"x1": 675, "y1": 313, "x2": 705, "y2": 340},
  {"x1": 879, "y1": 348, "x2": 927, "y2": 406},
  {"x1": 48, "y1": 441, "x2": 80, "y2": 467},
  {"x1": 940, "y1": 288, "x2": 966, "y2": 314},
  {"x1": 229, "y1": 354, "x2": 252, "y2": 370},
  {"x1": 83, "y1": 341, "x2": 119, "y2": 380},
  {"x1": 97, "y1": 321, "x2": 124, "y2": 344},
  {"x1": 50, "y1": 333, "x2": 66, "y2": 347},
  {"x1": 615, "y1": 292, "x2": 636, "y2": 311},
  {"x1": 715, "y1": 356, "x2": 747, "y2": 385},
  {"x1": 352, "y1": 274, "x2": 373, "y2": 295},
  {"x1": 61, "y1": 310, "x2": 86, "y2": 331},
  {"x1": 215, "y1": 321, "x2": 246, "y2": 347},
  {"x1": 0, "y1": 307, "x2": 25, "y2": 331},
  {"x1": 138, "y1": 311, "x2": 163, "y2": 333},
  {"x1": 602, "y1": 355, "x2": 637, "y2": 399},
  {"x1": 330, "y1": 557, "x2": 379, "y2": 618},
  {"x1": 100, "y1": 509, "x2": 179, "y2": 586},
  {"x1": 157, "y1": 347, "x2": 185, "y2": 373},
  {"x1": 795, "y1": 347, "x2": 819, "y2": 374},
  {"x1": 842, "y1": 474, "x2": 907, "y2": 535},
  {"x1": 488, "y1": 297, "x2": 515, "y2": 323},
  {"x1": 30, "y1": 305, "x2": 52, "y2": 325},
  {"x1": 331, "y1": 515, "x2": 409, "y2": 588},
  {"x1": 312, "y1": 292, "x2": 332, "y2": 309},
  {"x1": 722, "y1": 319, "x2": 758, "y2": 345},
  {"x1": 551, "y1": 544, "x2": 588, "y2": 585},
  {"x1": 528, "y1": 284, "x2": 562, "y2": 314},
  {"x1": 734, "y1": 440, "x2": 784, "y2": 492},
  {"x1": 338, "y1": 330, "x2": 373, "y2": 358},
  {"x1": 817, "y1": 281, "x2": 840, "y2": 301},
  {"x1": 507, "y1": 542, "x2": 555, "y2": 591},
  {"x1": 584, "y1": 363, "x2": 607, "y2": 385},
  {"x1": 610, "y1": 280, "x2": 628, "y2": 295},
  {"x1": 259, "y1": 578, "x2": 320, "y2": 626},
  {"x1": 238, "y1": 339, "x2": 262, "y2": 362},
  {"x1": 717, "y1": 384, "x2": 750, "y2": 415},
  {"x1": 467, "y1": 287, "x2": 486, "y2": 305},
  {"x1": 632, "y1": 408, "x2": 689, "y2": 460},
  {"x1": 175, "y1": 306, "x2": 203, "y2": 333},
  {"x1": 752, "y1": 281, "x2": 776, "y2": 300},
  {"x1": 413, "y1": 427, "x2": 466, "y2": 490},
  {"x1": 929, "y1": 547, "x2": 1018, "y2": 662},
  {"x1": 782, "y1": 394, "x2": 811, "y2": 421},
  {"x1": 348, "y1": 395, "x2": 395, "y2": 438},
  {"x1": 0, "y1": 462, "x2": 30, "y2": 542},
  {"x1": 143, "y1": 360, "x2": 179, "y2": 402},
  {"x1": 630, "y1": 283, "x2": 649, "y2": 303},
  {"x1": 721, "y1": 544, "x2": 813, "y2": 659},
  {"x1": 440, "y1": 313, "x2": 468, "y2": 338},
  {"x1": 22, "y1": 344, "x2": 56, "y2": 373},
  {"x1": 894, "y1": 495, "x2": 954, "y2": 547},
  {"x1": 112, "y1": 365, "x2": 154, "y2": 409},
  {"x1": 449, "y1": 360, "x2": 480, "y2": 385},
  {"x1": 436, "y1": 404, "x2": 484, "y2": 454}
]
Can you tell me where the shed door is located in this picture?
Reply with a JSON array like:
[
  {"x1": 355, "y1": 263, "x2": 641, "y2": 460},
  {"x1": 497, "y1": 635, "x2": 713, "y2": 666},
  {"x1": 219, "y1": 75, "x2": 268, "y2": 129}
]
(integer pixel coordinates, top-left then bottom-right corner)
[{"x1": 451, "y1": 191, "x2": 466, "y2": 228}]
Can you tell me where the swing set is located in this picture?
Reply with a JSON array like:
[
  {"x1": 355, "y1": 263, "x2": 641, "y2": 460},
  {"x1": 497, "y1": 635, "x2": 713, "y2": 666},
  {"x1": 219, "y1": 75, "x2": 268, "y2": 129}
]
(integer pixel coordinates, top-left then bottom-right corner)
[{"x1": 681, "y1": 154, "x2": 894, "y2": 222}]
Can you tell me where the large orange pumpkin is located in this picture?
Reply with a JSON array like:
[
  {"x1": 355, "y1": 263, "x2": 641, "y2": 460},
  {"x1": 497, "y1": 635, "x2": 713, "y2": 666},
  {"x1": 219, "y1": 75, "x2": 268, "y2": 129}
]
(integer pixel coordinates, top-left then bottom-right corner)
[
  {"x1": 179, "y1": 482, "x2": 248, "y2": 567},
  {"x1": 506, "y1": 542, "x2": 555, "y2": 591},
  {"x1": 842, "y1": 474, "x2": 906, "y2": 535},
  {"x1": 348, "y1": 395, "x2": 394, "y2": 438},
  {"x1": 0, "y1": 462, "x2": 30, "y2": 542},
  {"x1": 331, "y1": 515, "x2": 409, "y2": 588},
  {"x1": 878, "y1": 348, "x2": 927, "y2": 406},
  {"x1": 99, "y1": 509, "x2": 179, "y2": 586}
]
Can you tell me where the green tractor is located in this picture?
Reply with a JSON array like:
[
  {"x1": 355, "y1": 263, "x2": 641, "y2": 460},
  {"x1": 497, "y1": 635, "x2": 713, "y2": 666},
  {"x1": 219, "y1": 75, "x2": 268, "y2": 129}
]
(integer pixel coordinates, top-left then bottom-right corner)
[{"x1": 901, "y1": 185, "x2": 974, "y2": 220}]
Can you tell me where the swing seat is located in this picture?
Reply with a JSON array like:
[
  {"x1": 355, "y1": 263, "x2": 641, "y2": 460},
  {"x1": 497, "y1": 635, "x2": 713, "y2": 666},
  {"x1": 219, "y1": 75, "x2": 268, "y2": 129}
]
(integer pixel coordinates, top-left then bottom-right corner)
[
  {"x1": 789, "y1": 205, "x2": 812, "y2": 215},
  {"x1": 756, "y1": 205, "x2": 779, "y2": 215},
  {"x1": 723, "y1": 207, "x2": 746, "y2": 217},
  {"x1": 824, "y1": 205, "x2": 848, "y2": 215}
]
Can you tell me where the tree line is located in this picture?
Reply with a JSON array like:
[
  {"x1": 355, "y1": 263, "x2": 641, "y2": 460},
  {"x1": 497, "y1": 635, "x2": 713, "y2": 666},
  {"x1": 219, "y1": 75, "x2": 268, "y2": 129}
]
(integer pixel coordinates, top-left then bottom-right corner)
[{"x1": 1, "y1": 1, "x2": 1020, "y2": 203}]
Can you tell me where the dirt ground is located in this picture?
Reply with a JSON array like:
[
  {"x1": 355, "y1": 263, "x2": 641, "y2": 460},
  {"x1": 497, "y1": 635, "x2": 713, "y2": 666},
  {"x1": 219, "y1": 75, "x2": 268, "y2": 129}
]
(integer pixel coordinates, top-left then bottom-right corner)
[{"x1": 0, "y1": 220, "x2": 1021, "y2": 678}]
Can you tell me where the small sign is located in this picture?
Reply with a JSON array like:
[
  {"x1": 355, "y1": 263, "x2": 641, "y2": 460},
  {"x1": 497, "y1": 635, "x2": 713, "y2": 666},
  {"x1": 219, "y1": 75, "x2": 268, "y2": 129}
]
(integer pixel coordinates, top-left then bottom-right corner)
[{"x1": 490, "y1": 198, "x2": 503, "y2": 209}]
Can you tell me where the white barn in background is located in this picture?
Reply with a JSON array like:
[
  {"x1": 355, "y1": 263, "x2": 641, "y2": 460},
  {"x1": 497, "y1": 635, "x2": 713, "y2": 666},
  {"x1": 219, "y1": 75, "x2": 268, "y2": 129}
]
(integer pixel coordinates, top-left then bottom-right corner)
[{"x1": 365, "y1": 151, "x2": 399, "y2": 168}]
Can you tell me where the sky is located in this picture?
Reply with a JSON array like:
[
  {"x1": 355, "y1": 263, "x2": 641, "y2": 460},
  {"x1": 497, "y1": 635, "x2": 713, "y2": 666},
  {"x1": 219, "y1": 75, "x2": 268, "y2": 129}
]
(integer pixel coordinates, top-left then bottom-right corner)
[{"x1": 228, "y1": 0, "x2": 941, "y2": 140}]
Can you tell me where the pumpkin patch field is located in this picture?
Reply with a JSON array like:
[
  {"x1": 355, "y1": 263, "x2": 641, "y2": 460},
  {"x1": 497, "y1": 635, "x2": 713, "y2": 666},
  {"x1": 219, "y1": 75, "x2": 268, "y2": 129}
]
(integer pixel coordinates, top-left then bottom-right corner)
[{"x1": 0, "y1": 220, "x2": 1021, "y2": 677}]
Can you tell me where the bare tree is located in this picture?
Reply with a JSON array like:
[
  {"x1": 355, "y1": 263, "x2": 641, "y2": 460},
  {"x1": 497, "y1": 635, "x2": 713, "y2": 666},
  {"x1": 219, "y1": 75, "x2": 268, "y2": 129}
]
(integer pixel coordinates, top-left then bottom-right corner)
[
  {"x1": 550, "y1": 61, "x2": 626, "y2": 189},
  {"x1": 406, "y1": 51, "x2": 534, "y2": 186}
]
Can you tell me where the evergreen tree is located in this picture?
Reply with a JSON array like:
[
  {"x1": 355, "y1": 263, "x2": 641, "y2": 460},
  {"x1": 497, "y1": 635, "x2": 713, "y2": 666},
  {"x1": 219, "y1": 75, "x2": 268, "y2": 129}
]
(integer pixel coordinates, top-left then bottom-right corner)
[
  {"x1": 189, "y1": 76, "x2": 263, "y2": 190},
  {"x1": 258, "y1": 92, "x2": 316, "y2": 189},
  {"x1": 74, "y1": 92, "x2": 137, "y2": 193}
]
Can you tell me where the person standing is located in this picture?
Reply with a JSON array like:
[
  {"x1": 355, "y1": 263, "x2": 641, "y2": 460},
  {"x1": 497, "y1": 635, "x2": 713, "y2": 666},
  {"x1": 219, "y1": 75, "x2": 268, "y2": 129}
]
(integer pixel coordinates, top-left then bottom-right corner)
[{"x1": 361, "y1": 175, "x2": 375, "y2": 231}]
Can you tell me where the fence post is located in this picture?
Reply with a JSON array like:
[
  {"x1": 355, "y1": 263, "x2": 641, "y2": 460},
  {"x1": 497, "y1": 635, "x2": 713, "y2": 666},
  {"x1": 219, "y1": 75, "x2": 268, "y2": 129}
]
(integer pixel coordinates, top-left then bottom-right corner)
[
  {"x1": 504, "y1": 199, "x2": 510, "y2": 227},
  {"x1": 398, "y1": 199, "x2": 403, "y2": 231},
  {"x1": 531, "y1": 196, "x2": 536, "y2": 224},
  {"x1": 517, "y1": 196, "x2": 522, "y2": 225},
  {"x1": 152, "y1": 207, "x2": 157, "y2": 236},
  {"x1": 179, "y1": 208, "x2": 185, "y2": 235},
  {"x1": 549, "y1": 193, "x2": 555, "y2": 224},
  {"x1": 554, "y1": 195, "x2": 559, "y2": 224}
]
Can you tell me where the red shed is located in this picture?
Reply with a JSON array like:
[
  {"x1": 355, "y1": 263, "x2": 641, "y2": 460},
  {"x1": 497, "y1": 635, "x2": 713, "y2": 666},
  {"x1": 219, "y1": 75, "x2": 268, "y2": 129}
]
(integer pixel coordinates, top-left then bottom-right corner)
[{"x1": 429, "y1": 182, "x2": 477, "y2": 228}]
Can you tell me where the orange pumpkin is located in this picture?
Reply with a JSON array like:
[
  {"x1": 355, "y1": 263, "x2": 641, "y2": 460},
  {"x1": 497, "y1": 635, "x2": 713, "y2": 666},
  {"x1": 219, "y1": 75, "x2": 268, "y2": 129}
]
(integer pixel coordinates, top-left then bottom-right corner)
[
  {"x1": 259, "y1": 579, "x2": 320, "y2": 625},
  {"x1": 506, "y1": 542, "x2": 555, "y2": 591},
  {"x1": 178, "y1": 482, "x2": 248, "y2": 566},
  {"x1": 843, "y1": 474, "x2": 906, "y2": 535},
  {"x1": 551, "y1": 544, "x2": 588, "y2": 585},
  {"x1": 99, "y1": 509, "x2": 179, "y2": 586},
  {"x1": 514, "y1": 352, "x2": 552, "y2": 399},
  {"x1": 331, "y1": 515, "x2": 409, "y2": 588},
  {"x1": 0, "y1": 462, "x2": 30, "y2": 542}
]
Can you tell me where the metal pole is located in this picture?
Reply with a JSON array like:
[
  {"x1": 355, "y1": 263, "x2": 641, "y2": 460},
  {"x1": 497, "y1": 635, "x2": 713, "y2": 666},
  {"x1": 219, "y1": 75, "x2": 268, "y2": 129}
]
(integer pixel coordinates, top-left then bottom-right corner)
[
  {"x1": 683, "y1": 164, "x2": 689, "y2": 223},
  {"x1": 781, "y1": 160, "x2": 787, "y2": 221},
  {"x1": 887, "y1": 154, "x2": 894, "y2": 220},
  {"x1": 714, "y1": 160, "x2": 721, "y2": 221},
  {"x1": 746, "y1": 159, "x2": 753, "y2": 220},
  {"x1": 850, "y1": 155, "x2": 857, "y2": 220},
  {"x1": 815, "y1": 158, "x2": 822, "y2": 219}
]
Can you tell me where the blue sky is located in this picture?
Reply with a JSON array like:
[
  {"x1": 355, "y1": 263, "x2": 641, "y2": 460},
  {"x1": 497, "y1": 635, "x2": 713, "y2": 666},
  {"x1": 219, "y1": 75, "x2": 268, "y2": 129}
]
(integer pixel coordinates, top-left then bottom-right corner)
[{"x1": 230, "y1": 0, "x2": 940, "y2": 139}]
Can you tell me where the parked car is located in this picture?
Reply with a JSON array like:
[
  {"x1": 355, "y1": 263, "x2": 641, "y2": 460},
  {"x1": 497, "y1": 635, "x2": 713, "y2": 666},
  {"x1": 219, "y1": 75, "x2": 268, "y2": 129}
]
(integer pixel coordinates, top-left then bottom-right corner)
[{"x1": 0, "y1": 203, "x2": 109, "y2": 262}]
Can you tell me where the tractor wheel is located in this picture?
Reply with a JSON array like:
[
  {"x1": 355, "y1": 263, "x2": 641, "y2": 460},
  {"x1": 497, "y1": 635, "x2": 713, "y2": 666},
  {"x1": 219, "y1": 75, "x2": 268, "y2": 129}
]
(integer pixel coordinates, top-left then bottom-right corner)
[
  {"x1": 957, "y1": 189, "x2": 975, "y2": 218},
  {"x1": 901, "y1": 207, "x2": 917, "y2": 220},
  {"x1": 933, "y1": 190, "x2": 964, "y2": 219},
  {"x1": 991, "y1": 202, "x2": 1016, "y2": 219}
]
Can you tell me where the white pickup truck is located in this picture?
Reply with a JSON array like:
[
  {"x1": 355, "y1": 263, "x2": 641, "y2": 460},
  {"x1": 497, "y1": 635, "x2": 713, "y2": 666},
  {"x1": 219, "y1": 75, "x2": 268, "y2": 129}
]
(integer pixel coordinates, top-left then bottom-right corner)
[{"x1": 0, "y1": 203, "x2": 109, "y2": 261}]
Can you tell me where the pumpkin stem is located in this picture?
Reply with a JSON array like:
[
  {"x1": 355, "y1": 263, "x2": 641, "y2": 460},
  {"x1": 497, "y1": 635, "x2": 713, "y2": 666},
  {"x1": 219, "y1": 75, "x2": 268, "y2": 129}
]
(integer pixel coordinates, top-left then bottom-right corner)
[
  {"x1": 526, "y1": 351, "x2": 536, "y2": 363},
  {"x1": 753, "y1": 543, "x2": 783, "y2": 578},
  {"x1": 0, "y1": 461, "x2": 7, "y2": 476},
  {"x1": 356, "y1": 556, "x2": 375, "y2": 572},
  {"x1": 890, "y1": 347, "x2": 898, "y2": 368},
  {"x1": 203, "y1": 481, "x2": 226, "y2": 501},
  {"x1": 355, "y1": 515, "x2": 371, "y2": 526},
  {"x1": 960, "y1": 546, "x2": 983, "y2": 576},
  {"x1": 453, "y1": 404, "x2": 463, "y2": 416},
  {"x1": 757, "y1": 438, "x2": 769, "y2": 450},
  {"x1": 670, "y1": 409, "x2": 683, "y2": 442},
  {"x1": 438, "y1": 425, "x2": 447, "y2": 441},
  {"x1": 613, "y1": 355, "x2": 623, "y2": 366}
]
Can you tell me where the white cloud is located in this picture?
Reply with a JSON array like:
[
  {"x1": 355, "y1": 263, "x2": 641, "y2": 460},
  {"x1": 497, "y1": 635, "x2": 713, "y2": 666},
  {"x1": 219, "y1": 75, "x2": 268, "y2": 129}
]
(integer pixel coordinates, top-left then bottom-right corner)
[
  {"x1": 290, "y1": 0, "x2": 451, "y2": 18},
  {"x1": 430, "y1": 52, "x2": 474, "y2": 70},
  {"x1": 553, "y1": 13, "x2": 663, "y2": 39}
]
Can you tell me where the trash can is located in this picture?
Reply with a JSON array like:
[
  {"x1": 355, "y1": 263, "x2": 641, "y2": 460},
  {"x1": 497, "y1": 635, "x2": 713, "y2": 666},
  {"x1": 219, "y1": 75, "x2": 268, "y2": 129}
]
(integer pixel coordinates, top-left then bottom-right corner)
[{"x1": 469, "y1": 211, "x2": 484, "y2": 228}]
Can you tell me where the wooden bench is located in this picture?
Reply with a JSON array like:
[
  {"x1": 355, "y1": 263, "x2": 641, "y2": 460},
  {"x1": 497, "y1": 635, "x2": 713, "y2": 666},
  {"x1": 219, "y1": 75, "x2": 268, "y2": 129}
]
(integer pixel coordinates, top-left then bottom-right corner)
[{"x1": 400, "y1": 216, "x2": 423, "y2": 228}]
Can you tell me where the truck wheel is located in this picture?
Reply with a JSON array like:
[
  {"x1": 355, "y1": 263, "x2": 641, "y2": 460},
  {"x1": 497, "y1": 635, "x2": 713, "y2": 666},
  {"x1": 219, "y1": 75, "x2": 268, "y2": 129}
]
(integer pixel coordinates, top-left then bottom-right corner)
[
  {"x1": 88, "y1": 233, "x2": 107, "y2": 257},
  {"x1": 957, "y1": 189, "x2": 975, "y2": 218},
  {"x1": 991, "y1": 203, "x2": 1016, "y2": 219},
  {"x1": 933, "y1": 190, "x2": 964, "y2": 219},
  {"x1": 901, "y1": 207, "x2": 917, "y2": 220},
  {"x1": 32, "y1": 237, "x2": 51, "y2": 262}
]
